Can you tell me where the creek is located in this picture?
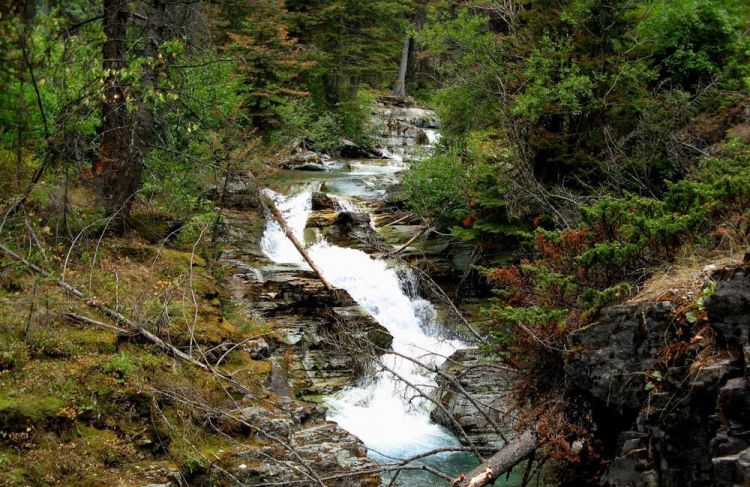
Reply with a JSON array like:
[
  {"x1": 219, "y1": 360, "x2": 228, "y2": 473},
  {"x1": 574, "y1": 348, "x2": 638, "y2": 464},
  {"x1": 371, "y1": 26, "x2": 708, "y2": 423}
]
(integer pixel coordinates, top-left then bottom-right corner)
[{"x1": 256, "y1": 104, "x2": 519, "y2": 486}]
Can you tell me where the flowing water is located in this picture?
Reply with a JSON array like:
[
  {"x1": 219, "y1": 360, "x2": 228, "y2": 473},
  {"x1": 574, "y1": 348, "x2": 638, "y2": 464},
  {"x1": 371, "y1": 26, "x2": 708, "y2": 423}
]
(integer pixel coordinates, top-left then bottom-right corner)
[
  {"x1": 259, "y1": 168, "x2": 485, "y2": 485},
  {"x1": 257, "y1": 112, "x2": 521, "y2": 485}
]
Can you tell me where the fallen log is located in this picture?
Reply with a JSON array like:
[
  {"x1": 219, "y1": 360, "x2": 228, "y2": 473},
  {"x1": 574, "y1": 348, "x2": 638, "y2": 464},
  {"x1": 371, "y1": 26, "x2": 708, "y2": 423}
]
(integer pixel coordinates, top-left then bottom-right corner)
[
  {"x1": 0, "y1": 242, "x2": 212, "y2": 367},
  {"x1": 261, "y1": 192, "x2": 335, "y2": 292},
  {"x1": 454, "y1": 429, "x2": 537, "y2": 487}
]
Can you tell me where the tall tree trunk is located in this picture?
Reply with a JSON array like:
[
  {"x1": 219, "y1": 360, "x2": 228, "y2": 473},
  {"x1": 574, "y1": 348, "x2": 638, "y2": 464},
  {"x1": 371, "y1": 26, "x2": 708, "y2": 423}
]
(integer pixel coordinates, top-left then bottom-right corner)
[
  {"x1": 97, "y1": 0, "x2": 165, "y2": 225},
  {"x1": 95, "y1": 0, "x2": 130, "y2": 216},
  {"x1": 122, "y1": 0, "x2": 165, "y2": 215},
  {"x1": 393, "y1": 35, "x2": 411, "y2": 97}
]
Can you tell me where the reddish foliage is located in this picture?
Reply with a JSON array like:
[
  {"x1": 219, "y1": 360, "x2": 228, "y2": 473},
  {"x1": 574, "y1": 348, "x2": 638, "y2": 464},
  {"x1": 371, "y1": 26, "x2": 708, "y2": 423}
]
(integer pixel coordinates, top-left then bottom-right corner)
[
  {"x1": 463, "y1": 213, "x2": 477, "y2": 227},
  {"x1": 486, "y1": 266, "x2": 523, "y2": 287}
]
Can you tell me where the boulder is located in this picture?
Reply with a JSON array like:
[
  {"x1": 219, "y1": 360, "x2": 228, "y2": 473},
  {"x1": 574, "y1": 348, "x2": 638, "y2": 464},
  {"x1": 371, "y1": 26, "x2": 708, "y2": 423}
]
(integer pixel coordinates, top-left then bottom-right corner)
[
  {"x1": 706, "y1": 265, "x2": 750, "y2": 349},
  {"x1": 283, "y1": 150, "x2": 324, "y2": 168},
  {"x1": 292, "y1": 162, "x2": 327, "y2": 172},
  {"x1": 337, "y1": 138, "x2": 376, "y2": 158},
  {"x1": 311, "y1": 192, "x2": 338, "y2": 211}
]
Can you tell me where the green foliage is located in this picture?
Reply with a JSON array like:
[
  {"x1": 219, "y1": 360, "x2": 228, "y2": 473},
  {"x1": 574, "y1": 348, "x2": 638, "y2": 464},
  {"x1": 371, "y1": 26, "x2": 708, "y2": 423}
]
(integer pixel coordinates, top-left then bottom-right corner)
[
  {"x1": 639, "y1": 0, "x2": 750, "y2": 89},
  {"x1": 101, "y1": 352, "x2": 136, "y2": 379},
  {"x1": 272, "y1": 89, "x2": 376, "y2": 152},
  {"x1": 287, "y1": 0, "x2": 413, "y2": 104},
  {"x1": 483, "y1": 147, "x2": 750, "y2": 367},
  {"x1": 415, "y1": 0, "x2": 749, "y2": 243},
  {"x1": 402, "y1": 150, "x2": 469, "y2": 229}
]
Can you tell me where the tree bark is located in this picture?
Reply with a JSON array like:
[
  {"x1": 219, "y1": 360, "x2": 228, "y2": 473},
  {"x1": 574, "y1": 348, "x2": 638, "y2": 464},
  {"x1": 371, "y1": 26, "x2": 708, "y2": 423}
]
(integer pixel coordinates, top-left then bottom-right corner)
[
  {"x1": 454, "y1": 429, "x2": 537, "y2": 487},
  {"x1": 393, "y1": 35, "x2": 411, "y2": 97},
  {"x1": 96, "y1": 0, "x2": 166, "y2": 225},
  {"x1": 95, "y1": 0, "x2": 128, "y2": 181}
]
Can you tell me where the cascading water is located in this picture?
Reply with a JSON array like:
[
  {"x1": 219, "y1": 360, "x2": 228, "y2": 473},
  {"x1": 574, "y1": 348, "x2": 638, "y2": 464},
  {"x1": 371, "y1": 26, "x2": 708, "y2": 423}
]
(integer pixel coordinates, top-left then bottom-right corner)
[
  {"x1": 260, "y1": 186, "x2": 316, "y2": 266},
  {"x1": 260, "y1": 178, "x2": 479, "y2": 485},
  {"x1": 258, "y1": 104, "x2": 485, "y2": 485}
]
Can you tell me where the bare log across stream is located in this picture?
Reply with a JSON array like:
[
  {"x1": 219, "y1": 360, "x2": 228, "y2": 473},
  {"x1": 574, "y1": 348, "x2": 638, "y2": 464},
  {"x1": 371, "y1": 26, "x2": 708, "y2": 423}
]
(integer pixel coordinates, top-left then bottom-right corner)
[
  {"x1": 260, "y1": 192, "x2": 336, "y2": 293},
  {"x1": 453, "y1": 429, "x2": 537, "y2": 487}
]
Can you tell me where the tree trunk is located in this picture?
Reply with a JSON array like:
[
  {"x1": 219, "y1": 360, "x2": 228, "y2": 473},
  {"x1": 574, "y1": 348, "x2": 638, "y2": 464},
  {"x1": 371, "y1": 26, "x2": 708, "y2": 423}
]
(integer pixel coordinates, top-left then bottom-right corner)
[
  {"x1": 455, "y1": 429, "x2": 537, "y2": 487},
  {"x1": 393, "y1": 35, "x2": 411, "y2": 97},
  {"x1": 96, "y1": 0, "x2": 165, "y2": 225},
  {"x1": 95, "y1": 0, "x2": 130, "y2": 215}
]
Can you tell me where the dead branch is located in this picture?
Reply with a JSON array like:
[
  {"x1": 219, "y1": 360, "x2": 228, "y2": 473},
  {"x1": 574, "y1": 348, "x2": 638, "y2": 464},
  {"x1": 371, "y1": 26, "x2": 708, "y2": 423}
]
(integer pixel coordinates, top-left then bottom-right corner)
[
  {"x1": 260, "y1": 193, "x2": 335, "y2": 292},
  {"x1": 388, "y1": 225, "x2": 431, "y2": 256},
  {"x1": 65, "y1": 312, "x2": 135, "y2": 336},
  {"x1": 454, "y1": 429, "x2": 537, "y2": 487}
]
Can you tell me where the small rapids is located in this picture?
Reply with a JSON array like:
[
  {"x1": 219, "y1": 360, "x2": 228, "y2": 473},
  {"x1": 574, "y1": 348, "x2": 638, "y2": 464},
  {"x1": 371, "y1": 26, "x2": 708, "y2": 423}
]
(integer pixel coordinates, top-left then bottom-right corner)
[{"x1": 260, "y1": 182, "x2": 479, "y2": 484}]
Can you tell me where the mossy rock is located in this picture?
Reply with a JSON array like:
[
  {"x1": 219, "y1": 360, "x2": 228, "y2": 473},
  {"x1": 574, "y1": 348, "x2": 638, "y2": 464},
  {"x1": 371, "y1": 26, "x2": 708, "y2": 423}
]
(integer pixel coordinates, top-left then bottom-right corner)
[
  {"x1": 27, "y1": 326, "x2": 118, "y2": 359},
  {"x1": 128, "y1": 210, "x2": 174, "y2": 243},
  {"x1": 0, "y1": 393, "x2": 66, "y2": 426}
]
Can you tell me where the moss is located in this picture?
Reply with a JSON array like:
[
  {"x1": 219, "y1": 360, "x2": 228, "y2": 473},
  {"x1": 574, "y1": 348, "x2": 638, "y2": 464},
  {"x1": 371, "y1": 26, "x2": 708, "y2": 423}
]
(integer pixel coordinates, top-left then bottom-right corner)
[
  {"x1": 0, "y1": 393, "x2": 66, "y2": 422},
  {"x1": 26, "y1": 326, "x2": 118, "y2": 359},
  {"x1": 128, "y1": 209, "x2": 174, "y2": 243}
]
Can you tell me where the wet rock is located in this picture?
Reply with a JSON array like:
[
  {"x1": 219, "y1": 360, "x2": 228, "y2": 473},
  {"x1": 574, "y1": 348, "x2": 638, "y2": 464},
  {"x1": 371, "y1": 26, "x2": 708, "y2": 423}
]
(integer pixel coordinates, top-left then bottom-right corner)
[
  {"x1": 334, "y1": 211, "x2": 370, "y2": 226},
  {"x1": 292, "y1": 162, "x2": 328, "y2": 172},
  {"x1": 382, "y1": 184, "x2": 406, "y2": 207},
  {"x1": 306, "y1": 210, "x2": 339, "y2": 228},
  {"x1": 338, "y1": 138, "x2": 376, "y2": 158},
  {"x1": 311, "y1": 192, "x2": 338, "y2": 211},
  {"x1": 431, "y1": 349, "x2": 515, "y2": 449},
  {"x1": 222, "y1": 252, "x2": 391, "y2": 401},
  {"x1": 283, "y1": 150, "x2": 324, "y2": 168}
]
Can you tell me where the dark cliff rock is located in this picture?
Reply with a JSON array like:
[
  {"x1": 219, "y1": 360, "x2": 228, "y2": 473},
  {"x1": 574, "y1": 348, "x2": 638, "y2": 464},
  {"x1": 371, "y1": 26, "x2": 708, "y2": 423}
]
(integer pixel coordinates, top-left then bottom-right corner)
[
  {"x1": 566, "y1": 301, "x2": 676, "y2": 411},
  {"x1": 568, "y1": 264, "x2": 750, "y2": 487}
]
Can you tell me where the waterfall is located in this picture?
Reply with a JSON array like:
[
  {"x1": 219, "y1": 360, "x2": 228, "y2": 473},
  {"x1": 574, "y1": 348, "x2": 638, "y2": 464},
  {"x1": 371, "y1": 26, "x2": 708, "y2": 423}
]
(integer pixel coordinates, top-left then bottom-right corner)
[
  {"x1": 259, "y1": 187, "x2": 315, "y2": 266},
  {"x1": 259, "y1": 185, "x2": 469, "y2": 471},
  {"x1": 258, "y1": 107, "x2": 480, "y2": 484},
  {"x1": 310, "y1": 242, "x2": 462, "y2": 457}
]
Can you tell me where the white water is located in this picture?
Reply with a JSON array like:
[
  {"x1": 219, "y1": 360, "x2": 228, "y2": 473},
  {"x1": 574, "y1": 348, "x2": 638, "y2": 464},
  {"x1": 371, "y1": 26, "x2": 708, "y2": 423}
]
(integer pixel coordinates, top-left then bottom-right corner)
[
  {"x1": 259, "y1": 185, "x2": 465, "y2": 463},
  {"x1": 260, "y1": 187, "x2": 315, "y2": 266}
]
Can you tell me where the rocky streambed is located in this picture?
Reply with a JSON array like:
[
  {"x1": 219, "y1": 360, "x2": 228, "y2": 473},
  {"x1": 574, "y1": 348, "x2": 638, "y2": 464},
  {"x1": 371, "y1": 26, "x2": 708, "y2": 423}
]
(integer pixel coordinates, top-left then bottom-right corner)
[{"x1": 204, "y1": 97, "x2": 495, "y2": 486}]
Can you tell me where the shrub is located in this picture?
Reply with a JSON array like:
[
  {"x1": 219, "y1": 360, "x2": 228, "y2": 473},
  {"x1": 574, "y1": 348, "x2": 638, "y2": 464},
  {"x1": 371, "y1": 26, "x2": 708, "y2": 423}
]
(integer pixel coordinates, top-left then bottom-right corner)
[{"x1": 484, "y1": 147, "x2": 750, "y2": 371}]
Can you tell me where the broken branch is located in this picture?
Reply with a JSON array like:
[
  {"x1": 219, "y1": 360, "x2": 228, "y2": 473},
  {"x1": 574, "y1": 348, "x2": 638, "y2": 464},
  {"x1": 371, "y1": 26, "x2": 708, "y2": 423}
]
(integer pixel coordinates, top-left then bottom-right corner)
[{"x1": 454, "y1": 429, "x2": 537, "y2": 487}]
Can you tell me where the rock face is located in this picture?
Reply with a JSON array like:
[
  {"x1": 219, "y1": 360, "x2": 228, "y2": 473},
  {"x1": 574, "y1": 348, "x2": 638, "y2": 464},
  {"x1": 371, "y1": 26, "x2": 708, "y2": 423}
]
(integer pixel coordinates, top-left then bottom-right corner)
[
  {"x1": 431, "y1": 349, "x2": 515, "y2": 449},
  {"x1": 373, "y1": 96, "x2": 441, "y2": 161},
  {"x1": 566, "y1": 301, "x2": 676, "y2": 410},
  {"x1": 567, "y1": 265, "x2": 750, "y2": 487},
  {"x1": 207, "y1": 181, "x2": 393, "y2": 485},
  {"x1": 233, "y1": 422, "x2": 380, "y2": 487}
]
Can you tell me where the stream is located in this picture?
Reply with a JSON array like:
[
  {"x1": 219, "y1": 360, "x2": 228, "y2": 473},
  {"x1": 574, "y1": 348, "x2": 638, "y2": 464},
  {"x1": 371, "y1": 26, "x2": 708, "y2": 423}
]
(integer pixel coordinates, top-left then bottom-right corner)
[{"x1": 256, "y1": 106, "x2": 520, "y2": 486}]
